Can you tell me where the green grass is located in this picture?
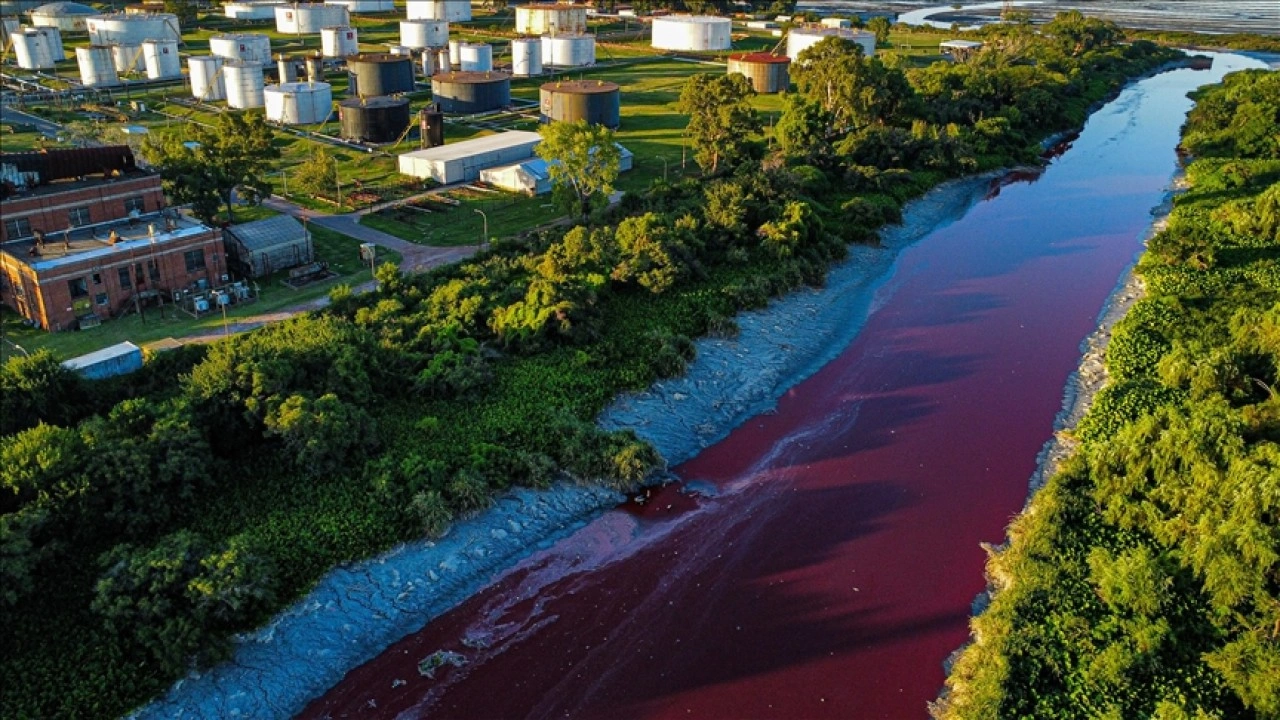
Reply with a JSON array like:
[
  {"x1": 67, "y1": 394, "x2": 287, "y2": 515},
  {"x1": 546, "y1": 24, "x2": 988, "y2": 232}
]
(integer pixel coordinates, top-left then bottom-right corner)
[
  {"x1": 0, "y1": 225, "x2": 398, "y2": 362},
  {"x1": 0, "y1": 124, "x2": 46, "y2": 152},
  {"x1": 362, "y1": 188, "x2": 563, "y2": 246}
]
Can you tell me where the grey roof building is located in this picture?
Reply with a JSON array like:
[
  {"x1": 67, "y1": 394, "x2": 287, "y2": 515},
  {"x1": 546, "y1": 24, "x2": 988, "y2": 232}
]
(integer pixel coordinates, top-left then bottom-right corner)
[{"x1": 222, "y1": 214, "x2": 313, "y2": 278}]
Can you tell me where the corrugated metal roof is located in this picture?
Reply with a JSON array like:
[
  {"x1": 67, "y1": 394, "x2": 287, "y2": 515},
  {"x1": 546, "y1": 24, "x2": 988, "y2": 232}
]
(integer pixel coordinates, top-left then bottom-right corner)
[
  {"x1": 400, "y1": 130, "x2": 543, "y2": 164},
  {"x1": 62, "y1": 341, "x2": 141, "y2": 370},
  {"x1": 225, "y1": 214, "x2": 307, "y2": 252}
]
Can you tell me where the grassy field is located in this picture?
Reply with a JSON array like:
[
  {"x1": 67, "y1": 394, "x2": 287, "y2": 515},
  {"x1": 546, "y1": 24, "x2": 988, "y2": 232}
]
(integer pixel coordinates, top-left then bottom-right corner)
[
  {"x1": 0, "y1": 225, "x2": 399, "y2": 362},
  {"x1": 0, "y1": 123, "x2": 46, "y2": 152}
]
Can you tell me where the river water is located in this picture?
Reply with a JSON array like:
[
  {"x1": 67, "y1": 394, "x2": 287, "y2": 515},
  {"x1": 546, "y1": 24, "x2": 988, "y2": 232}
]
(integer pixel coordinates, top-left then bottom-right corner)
[{"x1": 299, "y1": 54, "x2": 1266, "y2": 720}]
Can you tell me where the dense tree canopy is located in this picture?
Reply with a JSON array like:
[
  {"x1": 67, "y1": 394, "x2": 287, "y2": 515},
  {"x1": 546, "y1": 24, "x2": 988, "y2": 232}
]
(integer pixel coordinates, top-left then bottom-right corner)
[{"x1": 535, "y1": 120, "x2": 622, "y2": 221}]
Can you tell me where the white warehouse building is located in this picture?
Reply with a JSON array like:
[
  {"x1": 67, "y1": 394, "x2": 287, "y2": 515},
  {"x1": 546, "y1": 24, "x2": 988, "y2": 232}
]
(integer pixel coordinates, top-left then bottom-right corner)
[
  {"x1": 787, "y1": 26, "x2": 875, "y2": 59},
  {"x1": 651, "y1": 15, "x2": 731, "y2": 52},
  {"x1": 399, "y1": 130, "x2": 543, "y2": 185}
]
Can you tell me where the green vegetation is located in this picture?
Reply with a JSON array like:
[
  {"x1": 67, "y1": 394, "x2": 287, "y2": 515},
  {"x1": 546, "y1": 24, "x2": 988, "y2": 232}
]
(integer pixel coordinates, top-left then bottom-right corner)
[
  {"x1": 936, "y1": 69, "x2": 1280, "y2": 720},
  {"x1": 0, "y1": 15, "x2": 1181, "y2": 719},
  {"x1": 536, "y1": 120, "x2": 622, "y2": 222}
]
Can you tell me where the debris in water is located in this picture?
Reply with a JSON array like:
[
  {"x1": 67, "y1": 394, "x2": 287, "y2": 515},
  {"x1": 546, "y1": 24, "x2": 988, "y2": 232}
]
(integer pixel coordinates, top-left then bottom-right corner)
[
  {"x1": 418, "y1": 650, "x2": 467, "y2": 679},
  {"x1": 461, "y1": 633, "x2": 492, "y2": 650}
]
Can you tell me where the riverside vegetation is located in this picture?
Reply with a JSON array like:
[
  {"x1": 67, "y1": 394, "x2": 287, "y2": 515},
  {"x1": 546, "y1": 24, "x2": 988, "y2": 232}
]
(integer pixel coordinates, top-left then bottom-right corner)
[
  {"x1": 935, "y1": 69, "x2": 1280, "y2": 719},
  {"x1": 0, "y1": 14, "x2": 1181, "y2": 718}
]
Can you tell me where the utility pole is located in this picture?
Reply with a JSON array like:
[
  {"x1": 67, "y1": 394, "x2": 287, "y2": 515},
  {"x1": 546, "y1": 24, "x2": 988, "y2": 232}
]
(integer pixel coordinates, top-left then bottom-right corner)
[{"x1": 474, "y1": 208, "x2": 488, "y2": 251}]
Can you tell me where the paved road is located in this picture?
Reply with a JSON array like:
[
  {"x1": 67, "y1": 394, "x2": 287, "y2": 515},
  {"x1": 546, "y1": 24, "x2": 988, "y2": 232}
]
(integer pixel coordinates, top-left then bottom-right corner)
[{"x1": 0, "y1": 106, "x2": 63, "y2": 138}]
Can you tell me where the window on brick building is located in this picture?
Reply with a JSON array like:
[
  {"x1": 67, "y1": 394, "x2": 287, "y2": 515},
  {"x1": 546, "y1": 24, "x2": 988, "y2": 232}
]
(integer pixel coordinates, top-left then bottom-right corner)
[
  {"x1": 68, "y1": 277, "x2": 88, "y2": 298},
  {"x1": 95, "y1": 292, "x2": 108, "y2": 306},
  {"x1": 148, "y1": 260, "x2": 160, "y2": 283},
  {"x1": 118, "y1": 267, "x2": 132, "y2": 289},
  {"x1": 124, "y1": 196, "x2": 146, "y2": 215},
  {"x1": 92, "y1": 272, "x2": 102, "y2": 285},
  {"x1": 3, "y1": 217, "x2": 32, "y2": 239},
  {"x1": 135, "y1": 263, "x2": 145, "y2": 285},
  {"x1": 184, "y1": 250, "x2": 206, "y2": 272},
  {"x1": 68, "y1": 207, "x2": 92, "y2": 227}
]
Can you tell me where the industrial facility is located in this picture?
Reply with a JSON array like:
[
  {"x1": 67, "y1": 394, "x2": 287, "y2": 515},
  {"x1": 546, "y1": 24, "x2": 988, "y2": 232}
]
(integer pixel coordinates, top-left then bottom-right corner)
[
  {"x1": 274, "y1": 2, "x2": 348, "y2": 34},
  {"x1": 514, "y1": 3, "x2": 587, "y2": 35},
  {"x1": 12, "y1": 27, "x2": 63, "y2": 69},
  {"x1": 210, "y1": 32, "x2": 273, "y2": 66},
  {"x1": 188, "y1": 55, "x2": 226, "y2": 100},
  {"x1": 320, "y1": 25, "x2": 358, "y2": 57},
  {"x1": 787, "y1": 26, "x2": 876, "y2": 59},
  {"x1": 539, "y1": 79, "x2": 620, "y2": 128},
  {"x1": 28, "y1": 1, "x2": 99, "y2": 32},
  {"x1": 651, "y1": 15, "x2": 732, "y2": 52},
  {"x1": 223, "y1": 59, "x2": 266, "y2": 108},
  {"x1": 398, "y1": 130, "x2": 543, "y2": 184},
  {"x1": 222, "y1": 1, "x2": 283, "y2": 20},
  {"x1": 511, "y1": 36, "x2": 541, "y2": 76},
  {"x1": 265, "y1": 81, "x2": 333, "y2": 124},
  {"x1": 338, "y1": 95, "x2": 412, "y2": 143},
  {"x1": 399, "y1": 18, "x2": 447, "y2": 49},
  {"x1": 405, "y1": 0, "x2": 469, "y2": 22},
  {"x1": 541, "y1": 33, "x2": 594, "y2": 67},
  {"x1": 727, "y1": 52, "x2": 790, "y2": 93},
  {"x1": 325, "y1": 0, "x2": 395, "y2": 13},
  {"x1": 347, "y1": 52, "x2": 415, "y2": 97},
  {"x1": 431, "y1": 70, "x2": 511, "y2": 114},
  {"x1": 86, "y1": 12, "x2": 181, "y2": 45}
]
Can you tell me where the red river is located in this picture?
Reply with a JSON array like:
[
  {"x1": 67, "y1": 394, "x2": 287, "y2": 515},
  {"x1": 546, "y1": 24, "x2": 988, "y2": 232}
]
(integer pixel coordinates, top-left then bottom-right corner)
[{"x1": 300, "y1": 58, "x2": 1251, "y2": 720}]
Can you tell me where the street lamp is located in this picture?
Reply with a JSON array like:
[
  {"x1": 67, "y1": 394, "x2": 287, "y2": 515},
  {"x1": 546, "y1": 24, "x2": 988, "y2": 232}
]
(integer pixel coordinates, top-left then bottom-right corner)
[{"x1": 474, "y1": 208, "x2": 488, "y2": 252}]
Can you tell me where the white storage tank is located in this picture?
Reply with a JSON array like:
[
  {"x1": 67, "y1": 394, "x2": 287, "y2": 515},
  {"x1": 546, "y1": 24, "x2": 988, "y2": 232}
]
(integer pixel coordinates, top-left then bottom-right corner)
[
  {"x1": 274, "y1": 3, "x2": 348, "y2": 33},
  {"x1": 1, "y1": 17, "x2": 19, "y2": 49},
  {"x1": 821, "y1": 17, "x2": 851, "y2": 29},
  {"x1": 458, "y1": 42, "x2": 491, "y2": 72},
  {"x1": 320, "y1": 25, "x2": 357, "y2": 57},
  {"x1": 265, "y1": 80, "x2": 333, "y2": 124},
  {"x1": 29, "y1": 1, "x2": 100, "y2": 32},
  {"x1": 511, "y1": 36, "x2": 540, "y2": 77},
  {"x1": 87, "y1": 13, "x2": 181, "y2": 45},
  {"x1": 420, "y1": 49, "x2": 435, "y2": 76},
  {"x1": 141, "y1": 38, "x2": 181, "y2": 78},
  {"x1": 651, "y1": 15, "x2": 731, "y2": 51},
  {"x1": 210, "y1": 32, "x2": 272, "y2": 66},
  {"x1": 112, "y1": 43, "x2": 144, "y2": 73},
  {"x1": 787, "y1": 26, "x2": 876, "y2": 59},
  {"x1": 189, "y1": 55, "x2": 226, "y2": 99},
  {"x1": 448, "y1": 38, "x2": 460, "y2": 67},
  {"x1": 406, "y1": 0, "x2": 469, "y2": 21},
  {"x1": 76, "y1": 45, "x2": 120, "y2": 86},
  {"x1": 223, "y1": 1, "x2": 283, "y2": 19},
  {"x1": 12, "y1": 28, "x2": 59, "y2": 69},
  {"x1": 399, "y1": 19, "x2": 446, "y2": 49},
  {"x1": 515, "y1": 3, "x2": 586, "y2": 35},
  {"x1": 324, "y1": 0, "x2": 393, "y2": 12},
  {"x1": 388, "y1": 44, "x2": 412, "y2": 56},
  {"x1": 541, "y1": 33, "x2": 593, "y2": 67},
  {"x1": 224, "y1": 59, "x2": 266, "y2": 108}
]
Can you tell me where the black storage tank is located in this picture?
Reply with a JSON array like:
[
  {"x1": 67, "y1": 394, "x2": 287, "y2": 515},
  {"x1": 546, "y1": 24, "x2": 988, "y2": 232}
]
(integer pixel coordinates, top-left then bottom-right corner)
[
  {"x1": 430, "y1": 70, "x2": 511, "y2": 114},
  {"x1": 339, "y1": 96, "x2": 411, "y2": 143},
  {"x1": 419, "y1": 103, "x2": 444, "y2": 148},
  {"x1": 539, "y1": 79, "x2": 621, "y2": 128},
  {"x1": 346, "y1": 53, "x2": 415, "y2": 98}
]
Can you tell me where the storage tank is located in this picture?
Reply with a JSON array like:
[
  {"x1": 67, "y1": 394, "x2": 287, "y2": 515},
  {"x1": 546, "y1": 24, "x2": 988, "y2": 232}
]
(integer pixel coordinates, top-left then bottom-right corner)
[
  {"x1": 87, "y1": 13, "x2": 181, "y2": 45},
  {"x1": 420, "y1": 49, "x2": 435, "y2": 76},
  {"x1": 431, "y1": 71, "x2": 510, "y2": 114},
  {"x1": 265, "y1": 81, "x2": 333, "y2": 124},
  {"x1": 112, "y1": 43, "x2": 144, "y2": 73},
  {"x1": 514, "y1": 3, "x2": 586, "y2": 35},
  {"x1": 76, "y1": 45, "x2": 120, "y2": 86},
  {"x1": 224, "y1": 59, "x2": 266, "y2": 108},
  {"x1": 448, "y1": 38, "x2": 460, "y2": 67},
  {"x1": 388, "y1": 44, "x2": 413, "y2": 56},
  {"x1": 277, "y1": 53, "x2": 298, "y2": 81},
  {"x1": 29, "y1": 1, "x2": 99, "y2": 32},
  {"x1": 787, "y1": 26, "x2": 875, "y2": 59},
  {"x1": 406, "y1": 0, "x2": 469, "y2": 22},
  {"x1": 399, "y1": 19, "x2": 446, "y2": 49},
  {"x1": 12, "y1": 28, "x2": 59, "y2": 69},
  {"x1": 726, "y1": 51, "x2": 789, "y2": 93},
  {"x1": 1, "y1": 17, "x2": 19, "y2": 49},
  {"x1": 511, "y1": 36, "x2": 540, "y2": 77},
  {"x1": 188, "y1": 55, "x2": 226, "y2": 100},
  {"x1": 458, "y1": 42, "x2": 491, "y2": 72},
  {"x1": 142, "y1": 38, "x2": 180, "y2": 78},
  {"x1": 223, "y1": 1, "x2": 283, "y2": 20},
  {"x1": 539, "y1": 79, "x2": 619, "y2": 128},
  {"x1": 419, "y1": 103, "x2": 443, "y2": 147},
  {"x1": 435, "y1": 46, "x2": 450, "y2": 73},
  {"x1": 304, "y1": 52, "x2": 324, "y2": 80},
  {"x1": 274, "y1": 3, "x2": 347, "y2": 33},
  {"x1": 346, "y1": 52, "x2": 414, "y2": 97},
  {"x1": 324, "y1": 0, "x2": 393, "y2": 12},
  {"x1": 651, "y1": 15, "x2": 731, "y2": 51},
  {"x1": 541, "y1": 33, "x2": 593, "y2": 67},
  {"x1": 320, "y1": 25, "x2": 357, "y2": 57},
  {"x1": 210, "y1": 33, "x2": 272, "y2": 66},
  {"x1": 339, "y1": 95, "x2": 410, "y2": 142}
]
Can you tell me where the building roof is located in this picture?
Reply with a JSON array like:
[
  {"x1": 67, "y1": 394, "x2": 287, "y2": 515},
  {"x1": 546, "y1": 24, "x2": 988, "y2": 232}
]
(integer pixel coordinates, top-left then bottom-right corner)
[
  {"x1": 940, "y1": 39, "x2": 984, "y2": 49},
  {"x1": 31, "y1": 1, "x2": 99, "y2": 15},
  {"x1": 0, "y1": 212, "x2": 213, "y2": 272},
  {"x1": 63, "y1": 341, "x2": 141, "y2": 371},
  {"x1": 224, "y1": 214, "x2": 307, "y2": 253},
  {"x1": 400, "y1": 130, "x2": 543, "y2": 163}
]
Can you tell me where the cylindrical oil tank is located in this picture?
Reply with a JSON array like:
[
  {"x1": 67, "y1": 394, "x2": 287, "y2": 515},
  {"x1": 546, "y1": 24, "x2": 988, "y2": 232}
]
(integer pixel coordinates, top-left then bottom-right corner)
[
  {"x1": 458, "y1": 42, "x2": 491, "y2": 72},
  {"x1": 142, "y1": 39, "x2": 181, "y2": 79},
  {"x1": 76, "y1": 45, "x2": 120, "y2": 86},
  {"x1": 87, "y1": 13, "x2": 181, "y2": 45},
  {"x1": 399, "y1": 19, "x2": 446, "y2": 49},
  {"x1": 30, "y1": 2, "x2": 99, "y2": 32},
  {"x1": 304, "y1": 52, "x2": 324, "y2": 80},
  {"x1": 515, "y1": 4, "x2": 587, "y2": 35},
  {"x1": 265, "y1": 81, "x2": 333, "y2": 124},
  {"x1": 388, "y1": 44, "x2": 413, "y2": 56},
  {"x1": 821, "y1": 17, "x2": 852, "y2": 29},
  {"x1": 324, "y1": 0, "x2": 393, "y2": 12},
  {"x1": 431, "y1": 71, "x2": 510, "y2": 114},
  {"x1": 448, "y1": 38, "x2": 460, "y2": 67},
  {"x1": 189, "y1": 55, "x2": 226, "y2": 100},
  {"x1": 435, "y1": 47, "x2": 451, "y2": 73},
  {"x1": 541, "y1": 33, "x2": 594, "y2": 67},
  {"x1": 112, "y1": 43, "x2": 144, "y2": 73},
  {"x1": 1, "y1": 18, "x2": 19, "y2": 49},
  {"x1": 406, "y1": 0, "x2": 469, "y2": 22},
  {"x1": 420, "y1": 50, "x2": 435, "y2": 76},
  {"x1": 419, "y1": 103, "x2": 443, "y2": 147},
  {"x1": 210, "y1": 33, "x2": 272, "y2": 66},
  {"x1": 346, "y1": 52, "x2": 414, "y2": 97},
  {"x1": 320, "y1": 25, "x2": 358, "y2": 57},
  {"x1": 339, "y1": 95, "x2": 410, "y2": 142},
  {"x1": 650, "y1": 15, "x2": 731, "y2": 51},
  {"x1": 274, "y1": 3, "x2": 347, "y2": 33},
  {"x1": 13, "y1": 28, "x2": 59, "y2": 69},
  {"x1": 539, "y1": 79, "x2": 619, "y2": 128},
  {"x1": 224, "y1": 59, "x2": 266, "y2": 108},
  {"x1": 726, "y1": 52, "x2": 789, "y2": 93},
  {"x1": 277, "y1": 54, "x2": 298, "y2": 82},
  {"x1": 787, "y1": 27, "x2": 875, "y2": 59},
  {"x1": 223, "y1": 1, "x2": 283, "y2": 20},
  {"x1": 511, "y1": 36, "x2": 541, "y2": 76}
]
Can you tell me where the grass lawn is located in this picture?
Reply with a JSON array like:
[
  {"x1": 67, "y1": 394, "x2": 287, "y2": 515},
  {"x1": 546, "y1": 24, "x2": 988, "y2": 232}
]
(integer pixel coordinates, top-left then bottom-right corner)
[
  {"x1": 362, "y1": 187, "x2": 564, "y2": 246},
  {"x1": 0, "y1": 124, "x2": 46, "y2": 152},
  {"x1": 0, "y1": 225, "x2": 399, "y2": 362}
]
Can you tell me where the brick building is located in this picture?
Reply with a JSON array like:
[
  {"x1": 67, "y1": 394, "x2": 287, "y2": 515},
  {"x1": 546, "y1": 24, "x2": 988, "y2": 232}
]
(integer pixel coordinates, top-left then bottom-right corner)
[{"x1": 0, "y1": 146, "x2": 225, "y2": 331}]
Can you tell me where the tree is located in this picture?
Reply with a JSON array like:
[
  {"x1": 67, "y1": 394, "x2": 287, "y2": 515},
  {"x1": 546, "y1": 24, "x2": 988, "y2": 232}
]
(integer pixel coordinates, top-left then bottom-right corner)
[
  {"x1": 792, "y1": 37, "x2": 914, "y2": 132},
  {"x1": 775, "y1": 93, "x2": 835, "y2": 164},
  {"x1": 866, "y1": 16, "x2": 891, "y2": 47},
  {"x1": 677, "y1": 73, "x2": 762, "y2": 175},
  {"x1": 0, "y1": 349, "x2": 89, "y2": 437},
  {"x1": 535, "y1": 120, "x2": 621, "y2": 222},
  {"x1": 292, "y1": 147, "x2": 339, "y2": 201},
  {"x1": 163, "y1": 0, "x2": 197, "y2": 23},
  {"x1": 143, "y1": 113, "x2": 280, "y2": 224}
]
